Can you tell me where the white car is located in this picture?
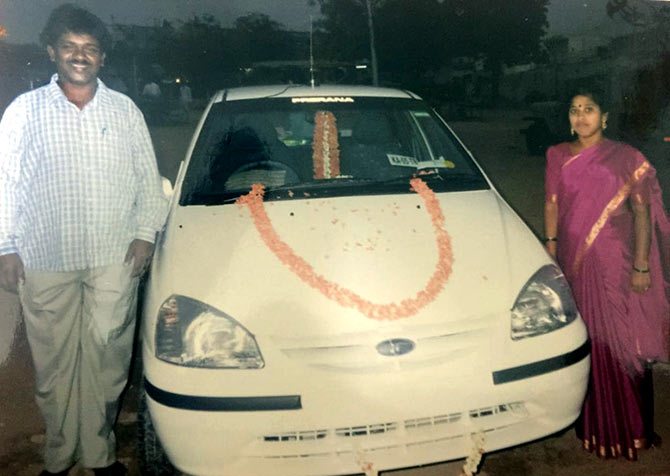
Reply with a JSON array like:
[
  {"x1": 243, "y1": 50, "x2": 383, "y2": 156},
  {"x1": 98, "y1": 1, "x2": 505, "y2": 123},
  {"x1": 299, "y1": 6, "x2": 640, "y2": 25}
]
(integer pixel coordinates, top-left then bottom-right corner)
[{"x1": 139, "y1": 85, "x2": 590, "y2": 476}]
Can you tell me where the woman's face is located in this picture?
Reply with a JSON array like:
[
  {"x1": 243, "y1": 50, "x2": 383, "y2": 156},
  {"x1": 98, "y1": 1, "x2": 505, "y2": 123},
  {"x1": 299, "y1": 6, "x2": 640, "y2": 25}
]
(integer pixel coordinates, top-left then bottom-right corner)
[{"x1": 569, "y1": 95, "x2": 608, "y2": 140}]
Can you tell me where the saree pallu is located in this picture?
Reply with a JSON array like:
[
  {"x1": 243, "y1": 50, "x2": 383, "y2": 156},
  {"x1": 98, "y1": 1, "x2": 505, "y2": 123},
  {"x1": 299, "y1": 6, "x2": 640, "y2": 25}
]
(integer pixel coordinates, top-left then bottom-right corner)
[{"x1": 545, "y1": 139, "x2": 670, "y2": 460}]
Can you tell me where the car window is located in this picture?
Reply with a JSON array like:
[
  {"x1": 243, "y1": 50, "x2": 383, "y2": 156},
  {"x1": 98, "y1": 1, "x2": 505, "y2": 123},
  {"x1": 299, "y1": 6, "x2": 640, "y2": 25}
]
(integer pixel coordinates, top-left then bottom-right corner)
[{"x1": 180, "y1": 96, "x2": 488, "y2": 205}]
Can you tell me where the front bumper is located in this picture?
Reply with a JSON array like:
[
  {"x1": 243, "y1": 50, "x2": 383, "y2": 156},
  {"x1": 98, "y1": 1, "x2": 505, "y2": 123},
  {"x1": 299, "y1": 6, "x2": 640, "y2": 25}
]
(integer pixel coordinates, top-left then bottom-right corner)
[{"x1": 144, "y1": 341, "x2": 590, "y2": 476}]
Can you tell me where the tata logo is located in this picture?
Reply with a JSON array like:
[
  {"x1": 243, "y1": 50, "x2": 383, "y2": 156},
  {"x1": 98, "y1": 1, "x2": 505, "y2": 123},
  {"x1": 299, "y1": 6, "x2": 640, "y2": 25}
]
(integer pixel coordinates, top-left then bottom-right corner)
[{"x1": 376, "y1": 338, "x2": 415, "y2": 357}]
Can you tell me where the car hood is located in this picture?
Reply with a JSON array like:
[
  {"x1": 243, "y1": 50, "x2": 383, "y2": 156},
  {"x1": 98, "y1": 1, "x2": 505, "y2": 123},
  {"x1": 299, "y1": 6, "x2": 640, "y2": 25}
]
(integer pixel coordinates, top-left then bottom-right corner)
[{"x1": 151, "y1": 189, "x2": 550, "y2": 336}]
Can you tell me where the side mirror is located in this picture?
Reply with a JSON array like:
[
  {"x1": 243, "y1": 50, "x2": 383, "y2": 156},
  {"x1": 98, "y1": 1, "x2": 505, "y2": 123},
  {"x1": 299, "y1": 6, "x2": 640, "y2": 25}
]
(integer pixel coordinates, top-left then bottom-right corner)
[{"x1": 161, "y1": 177, "x2": 174, "y2": 198}]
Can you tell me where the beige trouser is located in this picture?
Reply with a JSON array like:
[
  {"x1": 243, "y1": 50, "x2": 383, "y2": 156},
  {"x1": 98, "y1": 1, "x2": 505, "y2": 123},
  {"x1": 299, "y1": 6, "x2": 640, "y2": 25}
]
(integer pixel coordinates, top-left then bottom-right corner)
[{"x1": 19, "y1": 263, "x2": 138, "y2": 472}]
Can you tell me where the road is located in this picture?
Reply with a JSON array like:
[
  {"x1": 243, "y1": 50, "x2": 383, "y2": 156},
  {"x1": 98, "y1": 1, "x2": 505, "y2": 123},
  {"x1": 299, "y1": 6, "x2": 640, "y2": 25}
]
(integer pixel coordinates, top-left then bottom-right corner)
[{"x1": 0, "y1": 110, "x2": 668, "y2": 476}]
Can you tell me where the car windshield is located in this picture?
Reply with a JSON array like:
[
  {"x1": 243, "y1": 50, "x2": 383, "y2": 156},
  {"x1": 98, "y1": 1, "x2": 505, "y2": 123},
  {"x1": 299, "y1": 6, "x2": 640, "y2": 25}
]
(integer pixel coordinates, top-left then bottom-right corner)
[{"x1": 180, "y1": 95, "x2": 488, "y2": 205}]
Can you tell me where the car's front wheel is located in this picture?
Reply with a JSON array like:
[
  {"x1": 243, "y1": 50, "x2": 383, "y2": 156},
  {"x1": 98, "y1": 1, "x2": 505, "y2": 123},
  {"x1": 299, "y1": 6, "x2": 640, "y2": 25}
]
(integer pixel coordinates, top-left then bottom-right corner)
[{"x1": 138, "y1": 383, "x2": 178, "y2": 476}]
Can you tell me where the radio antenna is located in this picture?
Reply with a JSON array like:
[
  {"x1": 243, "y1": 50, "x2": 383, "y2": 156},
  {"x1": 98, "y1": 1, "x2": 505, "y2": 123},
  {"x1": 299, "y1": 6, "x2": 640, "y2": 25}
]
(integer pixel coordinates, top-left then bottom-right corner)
[{"x1": 309, "y1": 15, "x2": 315, "y2": 88}]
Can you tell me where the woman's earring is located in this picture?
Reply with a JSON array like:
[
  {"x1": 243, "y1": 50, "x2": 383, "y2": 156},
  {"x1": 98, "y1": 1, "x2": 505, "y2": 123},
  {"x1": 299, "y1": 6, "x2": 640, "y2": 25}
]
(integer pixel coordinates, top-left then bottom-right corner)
[
  {"x1": 602, "y1": 121, "x2": 607, "y2": 130},
  {"x1": 570, "y1": 127, "x2": 575, "y2": 136}
]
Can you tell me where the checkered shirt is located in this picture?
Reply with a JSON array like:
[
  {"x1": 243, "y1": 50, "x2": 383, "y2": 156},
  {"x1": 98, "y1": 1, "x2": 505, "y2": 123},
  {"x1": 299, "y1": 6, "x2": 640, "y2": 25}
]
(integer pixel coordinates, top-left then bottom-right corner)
[{"x1": 0, "y1": 75, "x2": 168, "y2": 271}]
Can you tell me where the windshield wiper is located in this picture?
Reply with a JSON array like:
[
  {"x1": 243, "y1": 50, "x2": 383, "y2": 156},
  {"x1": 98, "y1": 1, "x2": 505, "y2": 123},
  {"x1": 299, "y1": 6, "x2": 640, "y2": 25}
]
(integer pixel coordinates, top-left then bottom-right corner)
[
  {"x1": 268, "y1": 177, "x2": 378, "y2": 192},
  {"x1": 268, "y1": 171, "x2": 483, "y2": 192},
  {"x1": 185, "y1": 170, "x2": 486, "y2": 206},
  {"x1": 186, "y1": 191, "x2": 242, "y2": 205}
]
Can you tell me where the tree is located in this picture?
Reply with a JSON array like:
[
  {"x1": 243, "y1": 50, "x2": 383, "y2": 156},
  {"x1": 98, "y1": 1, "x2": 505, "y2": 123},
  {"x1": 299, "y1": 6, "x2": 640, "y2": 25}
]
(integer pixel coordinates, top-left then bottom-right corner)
[
  {"x1": 310, "y1": 0, "x2": 550, "y2": 100},
  {"x1": 125, "y1": 15, "x2": 254, "y2": 96},
  {"x1": 159, "y1": 15, "x2": 232, "y2": 95},
  {"x1": 450, "y1": 0, "x2": 549, "y2": 102},
  {"x1": 119, "y1": 13, "x2": 300, "y2": 95},
  {"x1": 374, "y1": 0, "x2": 456, "y2": 81},
  {"x1": 309, "y1": 0, "x2": 373, "y2": 62},
  {"x1": 232, "y1": 13, "x2": 293, "y2": 63},
  {"x1": 0, "y1": 41, "x2": 47, "y2": 113},
  {"x1": 606, "y1": 0, "x2": 670, "y2": 142},
  {"x1": 606, "y1": 0, "x2": 670, "y2": 49},
  {"x1": 309, "y1": 0, "x2": 383, "y2": 84}
]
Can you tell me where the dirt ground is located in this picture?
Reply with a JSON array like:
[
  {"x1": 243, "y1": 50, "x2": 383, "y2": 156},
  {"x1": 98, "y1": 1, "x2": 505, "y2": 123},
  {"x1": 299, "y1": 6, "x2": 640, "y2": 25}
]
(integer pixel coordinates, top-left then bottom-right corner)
[{"x1": 0, "y1": 110, "x2": 669, "y2": 476}]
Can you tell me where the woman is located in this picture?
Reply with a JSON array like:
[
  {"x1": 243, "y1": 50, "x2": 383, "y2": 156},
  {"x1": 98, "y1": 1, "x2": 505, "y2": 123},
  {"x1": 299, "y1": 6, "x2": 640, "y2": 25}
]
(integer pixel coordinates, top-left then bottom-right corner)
[{"x1": 544, "y1": 89, "x2": 670, "y2": 460}]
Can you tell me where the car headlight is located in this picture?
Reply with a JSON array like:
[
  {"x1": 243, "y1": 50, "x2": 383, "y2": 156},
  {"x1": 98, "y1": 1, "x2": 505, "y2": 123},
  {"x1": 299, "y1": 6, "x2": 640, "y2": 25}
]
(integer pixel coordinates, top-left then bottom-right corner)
[
  {"x1": 510, "y1": 264, "x2": 578, "y2": 340},
  {"x1": 155, "y1": 294, "x2": 264, "y2": 368}
]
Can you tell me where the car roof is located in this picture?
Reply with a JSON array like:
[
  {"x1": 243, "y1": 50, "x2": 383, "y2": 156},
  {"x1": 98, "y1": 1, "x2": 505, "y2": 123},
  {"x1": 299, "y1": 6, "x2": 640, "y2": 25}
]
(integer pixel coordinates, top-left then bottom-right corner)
[{"x1": 211, "y1": 84, "x2": 422, "y2": 103}]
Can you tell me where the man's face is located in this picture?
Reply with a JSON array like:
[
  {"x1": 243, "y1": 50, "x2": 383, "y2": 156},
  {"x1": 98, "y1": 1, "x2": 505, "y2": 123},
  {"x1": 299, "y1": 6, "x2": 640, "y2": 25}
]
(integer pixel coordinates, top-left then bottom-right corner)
[{"x1": 47, "y1": 31, "x2": 105, "y2": 88}]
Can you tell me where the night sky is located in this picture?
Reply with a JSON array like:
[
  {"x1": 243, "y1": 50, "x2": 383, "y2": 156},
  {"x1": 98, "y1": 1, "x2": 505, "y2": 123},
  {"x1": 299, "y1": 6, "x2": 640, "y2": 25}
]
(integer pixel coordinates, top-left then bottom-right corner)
[
  {"x1": 0, "y1": 0, "x2": 320, "y2": 44},
  {"x1": 0, "y1": 0, "x2": 639, "y2": 45}
]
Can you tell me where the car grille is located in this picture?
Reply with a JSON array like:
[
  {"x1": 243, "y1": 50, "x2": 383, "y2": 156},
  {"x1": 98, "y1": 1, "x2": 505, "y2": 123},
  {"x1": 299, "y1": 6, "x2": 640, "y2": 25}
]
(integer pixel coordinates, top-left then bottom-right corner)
[
  {"x1": 335, "y1": 422, "x2": 399, "y2": 438},
  {"x1": 259, "y1": 402, "x2": 527, "y2": 451},
  {"x1": 470, "y1": 402, "x2": 528, "y2": 419},
  {"x1": 263, "y1": 430, "x2": 328, "y2": 442}
]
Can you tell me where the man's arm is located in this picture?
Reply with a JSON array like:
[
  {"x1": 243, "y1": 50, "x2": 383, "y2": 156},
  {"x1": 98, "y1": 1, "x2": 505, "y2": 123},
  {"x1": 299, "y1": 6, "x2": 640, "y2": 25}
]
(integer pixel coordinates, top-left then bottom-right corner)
[
  {"x1": 0, "y1": 254, "x2": 24, "y2": 293},
  {"x1": 125, "y1": 103, "x2": 168, "y2": 276},
  {"x1": 0, "y1": 97, "x2": 28, "y2": 292}
]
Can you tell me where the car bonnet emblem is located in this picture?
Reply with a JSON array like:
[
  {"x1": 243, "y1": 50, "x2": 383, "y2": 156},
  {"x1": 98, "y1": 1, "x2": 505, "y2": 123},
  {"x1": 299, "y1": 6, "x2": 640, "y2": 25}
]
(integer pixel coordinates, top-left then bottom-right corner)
[{"x1": 376, "y1": 338, "x2": 415, "y2": 357}]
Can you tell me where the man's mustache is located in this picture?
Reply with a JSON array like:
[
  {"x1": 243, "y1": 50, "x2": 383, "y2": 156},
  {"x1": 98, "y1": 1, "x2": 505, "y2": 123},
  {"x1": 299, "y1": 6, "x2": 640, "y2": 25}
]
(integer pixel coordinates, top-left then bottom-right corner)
[{"x1": 68, "y1": 60, "x2": 92, "y2": 67}]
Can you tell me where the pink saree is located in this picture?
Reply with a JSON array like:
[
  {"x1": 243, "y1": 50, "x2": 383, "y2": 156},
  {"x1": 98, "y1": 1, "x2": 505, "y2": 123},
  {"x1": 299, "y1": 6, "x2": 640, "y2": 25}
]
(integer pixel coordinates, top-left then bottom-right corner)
[{"x1": 545, "y1": 139, "x2": 670, "y2": 460}]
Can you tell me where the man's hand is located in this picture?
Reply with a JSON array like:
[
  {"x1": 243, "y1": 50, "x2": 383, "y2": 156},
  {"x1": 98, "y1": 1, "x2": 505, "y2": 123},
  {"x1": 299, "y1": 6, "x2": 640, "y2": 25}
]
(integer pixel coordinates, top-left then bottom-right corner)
[
  {"x1": 125, "y1": 239, "x2": 155, "y2": 277},
  {"x1": 0, "y1": 253, "x2": 24, "y2": 293}
]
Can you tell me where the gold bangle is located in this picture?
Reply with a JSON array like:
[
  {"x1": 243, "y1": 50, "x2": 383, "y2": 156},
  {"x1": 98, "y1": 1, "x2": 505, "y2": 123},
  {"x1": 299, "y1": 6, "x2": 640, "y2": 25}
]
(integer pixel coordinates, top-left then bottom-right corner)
[
  {"x1": 633, "y1": 266, "x2": 650, "y2": 273},
  {"x1": 544, "y1": 237, "x2": 557, "y2": 242}
]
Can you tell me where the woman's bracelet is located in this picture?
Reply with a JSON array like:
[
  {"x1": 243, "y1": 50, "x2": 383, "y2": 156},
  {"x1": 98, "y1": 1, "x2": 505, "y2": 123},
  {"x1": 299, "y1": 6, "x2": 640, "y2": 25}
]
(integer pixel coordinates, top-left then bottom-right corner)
[
  {"x1": 544, "y1": 236, "x2": 557, "y2": 243},
  {"x1": 633, "y1": 266, "x2": 650, "y2": 273}
]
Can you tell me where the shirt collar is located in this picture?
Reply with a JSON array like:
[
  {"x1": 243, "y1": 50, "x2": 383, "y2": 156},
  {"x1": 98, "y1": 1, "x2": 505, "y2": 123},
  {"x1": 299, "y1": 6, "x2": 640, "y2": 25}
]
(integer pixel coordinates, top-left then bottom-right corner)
[{"x1": 47, "y1": 73, "x2": 109, "y2": 109}]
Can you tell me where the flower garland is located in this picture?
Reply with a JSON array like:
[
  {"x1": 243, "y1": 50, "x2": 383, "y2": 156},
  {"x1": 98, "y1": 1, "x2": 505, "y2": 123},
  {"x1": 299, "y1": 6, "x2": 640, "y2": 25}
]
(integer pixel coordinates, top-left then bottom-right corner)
[
  {"x1": 312, "y1": 111, "x2": 341, "y2": 179},
  {"x1": 236, "y1": 178, "x2": 453, "y2": 321},
  {"x1": 460, "y1": 430, "x2": 486, "y2": 476},
  {"x1": 354, "y1": 429, "x2": 485, "y2": 476},
  {"x1": 355, "y1": 448, "x2": 377, "y2": 476}
]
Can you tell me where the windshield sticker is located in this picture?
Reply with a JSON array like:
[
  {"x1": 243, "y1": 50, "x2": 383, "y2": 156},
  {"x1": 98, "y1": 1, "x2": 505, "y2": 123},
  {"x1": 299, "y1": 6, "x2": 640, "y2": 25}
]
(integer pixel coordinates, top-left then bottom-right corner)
[
  {"x1": 292, "y1": 96, "x2": 355, "y2": 104},
  {"x1": 388, "y1": 154, "x2": 419, "y2": 167}
]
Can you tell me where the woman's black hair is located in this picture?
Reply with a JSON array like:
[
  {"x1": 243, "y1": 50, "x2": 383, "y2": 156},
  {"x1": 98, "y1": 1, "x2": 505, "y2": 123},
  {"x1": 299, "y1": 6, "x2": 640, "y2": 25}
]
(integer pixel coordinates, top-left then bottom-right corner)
[
  {"x1": 40, "y1": 3, "x2": 112, "y2": 53},
  {"x1": 569, "y1": 87, "x2": 609, "y2": 113}
]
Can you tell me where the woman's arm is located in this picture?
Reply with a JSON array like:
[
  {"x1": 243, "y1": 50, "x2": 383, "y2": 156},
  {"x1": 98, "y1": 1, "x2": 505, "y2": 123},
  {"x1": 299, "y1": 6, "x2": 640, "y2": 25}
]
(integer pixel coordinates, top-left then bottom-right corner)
[
  {"x1": 631, "y1": 199, "x2": 651, "y2": 293},
  {"x1": 544, "y1": 200, "x2": 558, "y2": 258},
  {"x1": 543, "y1": 146, "x2": 560, "y2": 259}
]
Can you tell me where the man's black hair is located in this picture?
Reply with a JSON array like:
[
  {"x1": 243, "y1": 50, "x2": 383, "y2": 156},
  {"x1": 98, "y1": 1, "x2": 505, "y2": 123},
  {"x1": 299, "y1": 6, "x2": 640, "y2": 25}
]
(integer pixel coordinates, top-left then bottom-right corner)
[{"x1": 40, "y1": 3, "x2": 112, "y2": 53}]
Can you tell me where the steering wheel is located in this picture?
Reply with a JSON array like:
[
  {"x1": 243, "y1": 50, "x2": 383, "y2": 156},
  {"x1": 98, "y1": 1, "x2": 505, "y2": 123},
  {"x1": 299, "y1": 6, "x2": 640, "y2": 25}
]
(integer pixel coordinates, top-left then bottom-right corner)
[{"x1": 229, "y1": 160, "x2": 300, "y2": 185}]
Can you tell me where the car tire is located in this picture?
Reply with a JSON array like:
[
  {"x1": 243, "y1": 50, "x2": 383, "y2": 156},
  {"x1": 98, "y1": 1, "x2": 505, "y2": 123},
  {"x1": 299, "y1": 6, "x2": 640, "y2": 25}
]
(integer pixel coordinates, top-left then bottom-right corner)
[{"x1": 138, "y1": 384, "x2": 178, "y2": 476}]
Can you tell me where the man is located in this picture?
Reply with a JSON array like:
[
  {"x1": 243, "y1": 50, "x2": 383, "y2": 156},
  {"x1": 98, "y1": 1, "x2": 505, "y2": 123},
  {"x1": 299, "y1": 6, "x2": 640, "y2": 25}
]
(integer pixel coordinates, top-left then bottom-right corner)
[
  {"x1": 141, "y1": 79, "x2": 161, "y2": 98},
  {"x1": 179, "y1": 81, "x2": 192, "y2": 114},
  {"x1": 0, "y1": 5, "x2": 167, "y2": 476}
]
